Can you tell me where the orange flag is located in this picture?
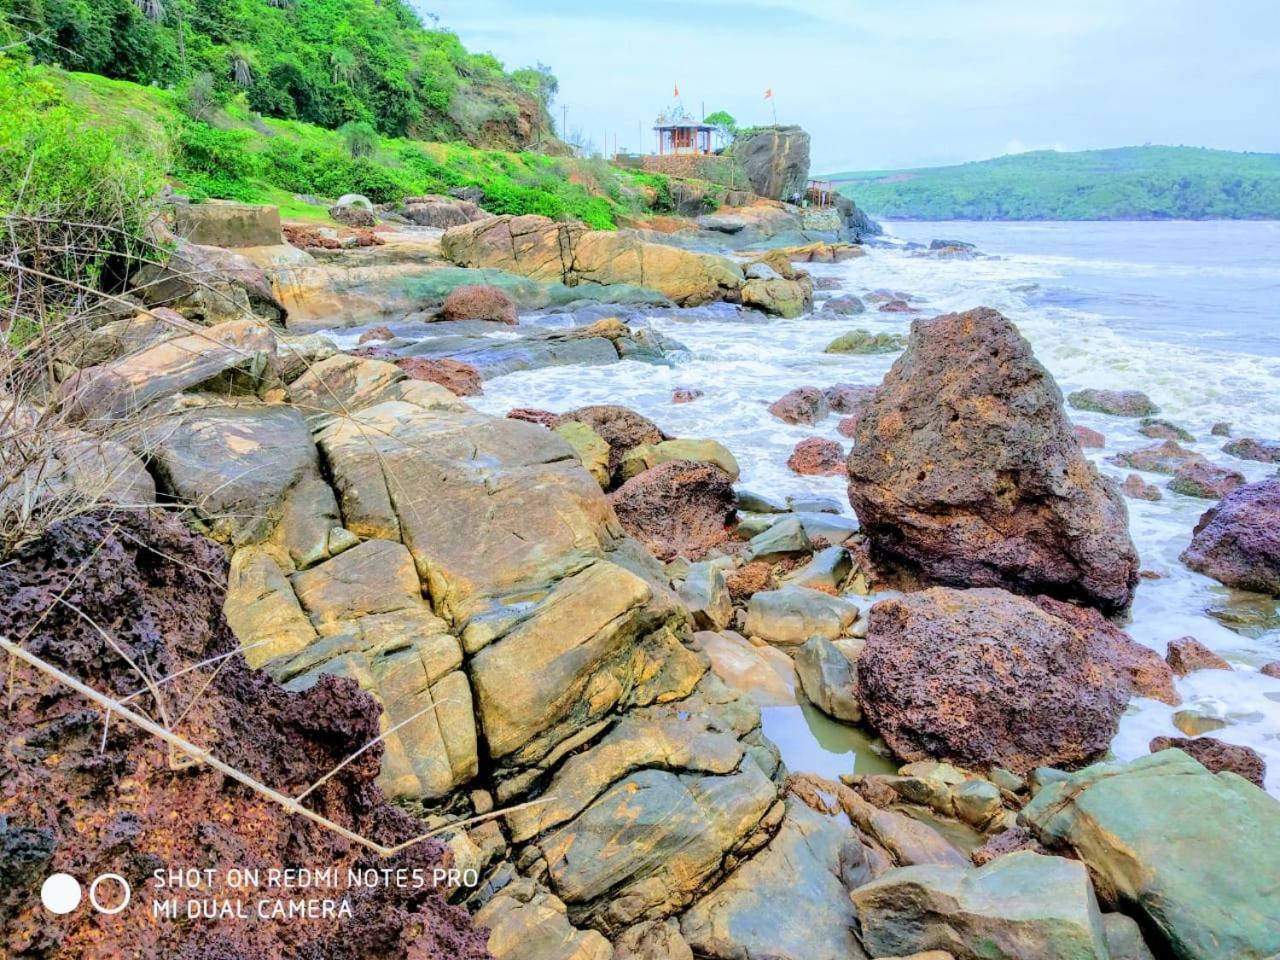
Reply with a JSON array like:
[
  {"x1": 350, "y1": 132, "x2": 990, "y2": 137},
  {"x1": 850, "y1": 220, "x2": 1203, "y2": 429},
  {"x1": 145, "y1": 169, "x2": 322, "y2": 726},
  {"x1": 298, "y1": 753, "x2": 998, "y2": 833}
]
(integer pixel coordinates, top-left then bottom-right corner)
[
  {"x1": 674, "y1": 83, "x2": 680, "y2": 97},
  {"x1": 764, "y1": 88, "x2": 773, "y2": 100}
]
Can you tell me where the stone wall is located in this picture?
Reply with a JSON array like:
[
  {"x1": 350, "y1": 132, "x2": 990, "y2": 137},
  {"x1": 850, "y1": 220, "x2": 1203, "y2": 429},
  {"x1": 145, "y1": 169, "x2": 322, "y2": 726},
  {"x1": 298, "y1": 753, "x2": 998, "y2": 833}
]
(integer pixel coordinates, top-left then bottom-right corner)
[{"x1": 641, "y1": 154, "x2": 747, "y2": 188}]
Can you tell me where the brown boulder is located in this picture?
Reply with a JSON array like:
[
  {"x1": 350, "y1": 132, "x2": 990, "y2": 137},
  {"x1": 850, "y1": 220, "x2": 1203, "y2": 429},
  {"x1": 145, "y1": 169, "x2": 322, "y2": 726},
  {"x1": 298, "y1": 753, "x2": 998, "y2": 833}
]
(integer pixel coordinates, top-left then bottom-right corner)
[
  {"x1": 768, "y1": 386, "x2": 829, "y2": 425},
  {"x1": 1222, "y1": 438, "x2": 1280, "y2": 463},
  {"x1": 1121, "y1": 474, "x2": 1162, "y2": 501},
  {"x1": 837, "y1": 416, "x2": 861, "y2": 439},
  {"x1": 856, "y1": 587, "x2": 1140, "y2": 773},
  {"x1": 787, "y1": 438, "x2": 846, "y2": 476},
  {"x1": 1149, "y1": 736, "x2": 1266, "y2": 787},
  {"x1": 441, "y1": 284, "x2": 518, "y2": 325},
  {"x1": 394, "y1": 357, "x2": 483, "y2": 397},
  {"x1": 1260, "y1": 661, "x2": 1280, "y2": 679},
  {"x1": 1073, "y1": 425, "x2": 1106, "y2": 448},
  {"x1": 556, "y1": 404, "x2": 666, "y2": 475},
  {"x1": 846, "y1": 307, "x2": 1139, "y2": 612},
  {"x1": 879, "y1": 299, "x2": 918, "y2": 313},
  {"x1": 1180, "y1": 477, "x2": 1280, "y2": 595},
  {"x1": 608, "y1": 461, "x2": 736, "y2": 561},
  {"x1": 824, "y1": 382, "x2": 877, "y2": 415},
  {"x1": 1109, "y1": 439, "x2": 1201, "y2": 474},
  {"x1": 1165, "y1": 636, "x2": 1231, "y2": 676},
  {"x1": 357, "y1": 325, "x2": 394, "y2": 344},
  {"x1": 1067, "y1": 388, "x2": 1159, "y2": 417},
  {"x1": 1168, "y1": 460, "x2": 1245, "y2": 500}
]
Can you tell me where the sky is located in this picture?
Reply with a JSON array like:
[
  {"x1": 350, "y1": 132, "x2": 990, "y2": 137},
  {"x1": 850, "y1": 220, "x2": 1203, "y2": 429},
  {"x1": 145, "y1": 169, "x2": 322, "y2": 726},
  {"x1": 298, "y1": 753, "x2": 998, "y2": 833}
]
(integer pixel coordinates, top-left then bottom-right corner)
[{"x1": 427, "y1": 0, "x2": 1280, "y2": 173}]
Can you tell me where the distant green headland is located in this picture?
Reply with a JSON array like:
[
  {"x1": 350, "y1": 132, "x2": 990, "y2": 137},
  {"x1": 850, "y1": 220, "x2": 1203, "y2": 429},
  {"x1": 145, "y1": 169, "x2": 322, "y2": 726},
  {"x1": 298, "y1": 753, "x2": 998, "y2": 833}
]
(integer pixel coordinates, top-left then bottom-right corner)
[{"x1": 824, "y1": 145, "x2": 1280, "y2": 220}]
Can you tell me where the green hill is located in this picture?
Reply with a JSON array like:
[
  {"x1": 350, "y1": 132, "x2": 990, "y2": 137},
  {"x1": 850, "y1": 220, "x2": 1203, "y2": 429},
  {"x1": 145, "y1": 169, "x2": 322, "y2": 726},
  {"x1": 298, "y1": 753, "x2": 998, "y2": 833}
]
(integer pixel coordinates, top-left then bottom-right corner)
[{"x1": 825, "y1": 146, "x2": 1280, "y2": 220}]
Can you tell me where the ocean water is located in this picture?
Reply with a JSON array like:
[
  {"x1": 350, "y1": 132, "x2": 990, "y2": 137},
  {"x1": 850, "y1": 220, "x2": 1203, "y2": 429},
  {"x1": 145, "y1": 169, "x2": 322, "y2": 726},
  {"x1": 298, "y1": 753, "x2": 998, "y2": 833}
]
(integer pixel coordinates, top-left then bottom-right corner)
[{"x1": 447, "y1": 220, "x2": 1280, "y2": 794}]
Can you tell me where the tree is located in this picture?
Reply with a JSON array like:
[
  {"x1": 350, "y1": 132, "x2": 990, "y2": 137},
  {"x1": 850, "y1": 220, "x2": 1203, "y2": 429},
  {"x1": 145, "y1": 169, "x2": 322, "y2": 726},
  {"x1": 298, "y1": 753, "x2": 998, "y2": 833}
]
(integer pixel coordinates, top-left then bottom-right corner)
[
  {"x1": 512, "y1": 61, "x2": 558, "y2": 110},
  {"x1": 704, "y1": 110, "x2": 737, "y2": 147},
  {"x1": 339, "y1": 120, "x2": 378, "y2": 159}
]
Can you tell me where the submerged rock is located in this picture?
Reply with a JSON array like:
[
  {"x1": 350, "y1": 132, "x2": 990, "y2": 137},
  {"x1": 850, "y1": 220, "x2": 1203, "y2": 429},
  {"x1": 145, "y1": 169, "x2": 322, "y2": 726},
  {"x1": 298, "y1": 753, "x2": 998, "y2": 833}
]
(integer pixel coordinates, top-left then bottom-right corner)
[
  {"x1": 1223, "y1": 437, "x2": 1280, "y2": 463},
  {"x1": 1180, "y1": 477, "x2": 1280, "y2": 594},
  {"x1": 768, "y1": 385, "x2": 830, "y2": 425},
  {"x1": 1023, "y1": 750, "x2": 1280, "y2": 960},
  {"x1": 851, "y1": 852, "x2": 1109, "y2": 960},
  {"x1": 1138, "y1": 417, "x2": 1194, "y2": 441},
  {"x1": 856, "y1": 588, "x2": 1149, "y2": 773},
  {"x1": 1165, "y1": 636, "x2": 1231, "y2": 675},
  {"x1": 824, "y1": 330, "x2": 906, "y2": 354},
  {"x1": 1120, "y1": 473, "x2": 1162, "y2": 501},
  {"x1": 1073, "y1": 424, "x2": 1106, "y2": 448},
  {"x1": 846, "y1": 307, "x2": 1139, "y2": 612},
  {"x1": 1108, "y1": 439, "x2": 1201, "y2": 473},
  {"x1": 1067, "y1": 388, "x2": 1159, "y2": 417},
  {"x1": 821, "y1": 295, "x2": 866, "y2": 316},
  {"x1": 787, "y1": 437, "x2": 845, "y2": 476},
  {"x1": 1168, "y1": 459, "x2": 1245, "y2": 499}
]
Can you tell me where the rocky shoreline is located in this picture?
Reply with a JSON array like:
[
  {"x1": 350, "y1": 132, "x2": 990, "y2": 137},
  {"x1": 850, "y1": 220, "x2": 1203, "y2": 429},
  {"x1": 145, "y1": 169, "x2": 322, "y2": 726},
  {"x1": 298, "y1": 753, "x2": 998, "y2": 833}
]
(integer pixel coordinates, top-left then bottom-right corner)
[{"x1": 2, "y1": 178, "x2": 1279, "y2": 960}]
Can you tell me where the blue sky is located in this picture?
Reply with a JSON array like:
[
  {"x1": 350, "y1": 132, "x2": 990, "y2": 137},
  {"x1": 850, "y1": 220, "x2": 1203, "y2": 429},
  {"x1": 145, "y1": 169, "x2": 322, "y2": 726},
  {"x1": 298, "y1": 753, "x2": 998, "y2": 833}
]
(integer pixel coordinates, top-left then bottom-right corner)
[{"x1": 427, "y1": 0, "x2": 1280, "y2": 172}]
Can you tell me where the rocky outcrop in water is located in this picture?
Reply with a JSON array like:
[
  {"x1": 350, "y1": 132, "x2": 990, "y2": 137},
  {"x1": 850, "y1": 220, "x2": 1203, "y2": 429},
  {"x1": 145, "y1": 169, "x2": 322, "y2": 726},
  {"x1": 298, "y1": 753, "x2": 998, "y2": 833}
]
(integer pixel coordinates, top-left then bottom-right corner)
[
  {"x1": 734, "y1": 126, "x2": 811, "y2": 201},
  {"x1": 846, "y1": 307, "x2": 1139, "y2": 612},
  {"x1": 1180, "y1": 476, "x2": 1280, "y2": 594}
]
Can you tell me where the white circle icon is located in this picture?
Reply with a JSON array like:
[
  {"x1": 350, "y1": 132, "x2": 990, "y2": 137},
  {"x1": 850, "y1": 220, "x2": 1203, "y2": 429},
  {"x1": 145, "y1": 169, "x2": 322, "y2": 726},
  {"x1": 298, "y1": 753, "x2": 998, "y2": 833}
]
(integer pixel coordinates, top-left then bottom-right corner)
[
  {"x1": 89, "y1": 873, "x2": 131, "y2": 915},
  {"x1": 40, "y1": 873, "x2": 83, "y2": 914}
]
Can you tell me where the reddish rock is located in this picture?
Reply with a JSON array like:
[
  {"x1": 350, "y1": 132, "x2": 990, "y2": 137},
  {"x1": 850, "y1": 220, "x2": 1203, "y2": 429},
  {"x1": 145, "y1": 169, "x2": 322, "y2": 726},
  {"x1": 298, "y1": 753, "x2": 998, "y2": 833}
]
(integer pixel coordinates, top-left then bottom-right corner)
[
  {"x1": 846, "y1": 307, "x2": 1139, "y2": 612},
  {"x1": 787, "y1": 438, "x2": 846, "y2": 476},
  {"x1": 393, "y1": 357, "x2": 483, "y2": 396},
  {"x1": 824, "y1": 382, "x2": 877, "y2": 415},
  {"x1": 1222, "y1": 438, "x2": 1280, "y2": 463},
  {"x1": 357, "y1": 324, "x2": 395, "y2": 344},
  {"x1": 440, "y1": 283, "x2": 518, "y2": 325},
  {"x1": 608, "y1": 460, "x2": 736, "y2": 561},
  {"x1": 768, "y1": 386, "x2": 830, "y2": 425},
  {"x1": 1181, "y1": 477, "x2": 1280, "y2": 595},
  {"x1": 1109, "y1": 439, "x2": 1202, "y2": 474},
  {"x1": 1121, "y1": 473, "x2": 1162, "y2": 501},
  {"x1": 836, "y1": 416, "x2": 861, "y2": 439},
  {"x1": 971, "y1": 826, "x2": 1048, "y2": 867},
  {"x1": 1073, "y1": 425, "x2": 1106, "y2": 448},
  {"x1": 1035, "y1": 596, "x2": 1179, "y2": 706},
  {"x1": 878, "y1": 299, "x2": 918, "y2": 313},
  {"x1": 1169, "y1": 460, "x2": 1245, "y2": 500},
  {"x1": 506, "y1": 407, "x2": 559, "y2": 428},
  {"x1": 1149, "y1": 736, "x2": 1266, "y2": 788},
  {"x1": 556, "y1": 404, "x2": 666, "y2": 473},
  {"x1": 1138, "y1": 418, "x2": 1193, "y2": 442},
  {"x1": 672, "y1": 387, "x2": 704, "y2": 404},
  {"x1": 725, "y1": 561, "x2": 776, "y2": 603},
  {"x1": 1261, "y1": 661, "x2": 1280, "y2": 679},
  {"x1": 856, "y1": 586, "x2": 1137, "y2": 773},
  {"x1": 1165, "y1": 636, "x2": 1232, "y2": 676}
]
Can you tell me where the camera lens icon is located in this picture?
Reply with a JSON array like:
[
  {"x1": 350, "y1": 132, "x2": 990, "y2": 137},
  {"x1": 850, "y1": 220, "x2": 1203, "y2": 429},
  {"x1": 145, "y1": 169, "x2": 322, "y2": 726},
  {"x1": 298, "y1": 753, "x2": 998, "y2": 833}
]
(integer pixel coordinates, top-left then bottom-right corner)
[{"x1": 40, "y1": 873, "x2": 131, "y2": 916}]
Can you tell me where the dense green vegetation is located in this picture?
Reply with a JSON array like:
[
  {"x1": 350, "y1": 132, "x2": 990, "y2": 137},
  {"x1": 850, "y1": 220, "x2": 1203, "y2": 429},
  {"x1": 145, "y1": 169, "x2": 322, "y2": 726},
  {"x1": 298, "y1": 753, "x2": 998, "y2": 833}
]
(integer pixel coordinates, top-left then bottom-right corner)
[
  {"x1": 826, "y1": 147, "x2": 1280, "y2": 220},
  {"x1": 0, "y1": 0, "x2": 554, "y2": 146},
  {"x1": 0, "y1": 58, "x2": 674, "y2": 232}
]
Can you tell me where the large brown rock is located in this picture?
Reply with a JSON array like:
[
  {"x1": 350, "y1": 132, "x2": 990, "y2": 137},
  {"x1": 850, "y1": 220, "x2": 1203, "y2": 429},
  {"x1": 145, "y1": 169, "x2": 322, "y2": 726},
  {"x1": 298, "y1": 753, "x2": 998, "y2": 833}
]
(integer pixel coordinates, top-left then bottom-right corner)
[
  {"x1": 846, "y1": 307, "x2": 1139, "y2": 612},
  {"x1": 557, "y1": 404, "x2": 666, "y2": 475},
  {"x1": 441, "y1": 283, "x2": 518, "y2": 324},
  {"x1": 1180, "y1": 477, "x2": 1280, "y2": 595},
  {"x1": 394, "y1": 356, "x2": 483, "y2": 396},
  {"x1": 441, "y1": 215, "x2": 743, "y2": 306},
  {"x1": 857, "y1": 587, "x2": 1145, "y2": 773},
  {"x1": 608, "y1": 461, "x2": 737, "y2": 561}
]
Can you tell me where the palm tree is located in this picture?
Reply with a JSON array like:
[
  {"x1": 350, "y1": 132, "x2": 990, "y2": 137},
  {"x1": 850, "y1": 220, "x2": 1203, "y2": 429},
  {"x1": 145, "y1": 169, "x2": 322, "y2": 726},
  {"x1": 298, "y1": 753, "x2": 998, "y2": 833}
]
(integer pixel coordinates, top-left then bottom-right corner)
[
  {"x1": 329, "y1": 48, "x2": 357, "y2": 85},
  {"x1": 230, "y1": 49, "x2": 253, "y2": 88}
]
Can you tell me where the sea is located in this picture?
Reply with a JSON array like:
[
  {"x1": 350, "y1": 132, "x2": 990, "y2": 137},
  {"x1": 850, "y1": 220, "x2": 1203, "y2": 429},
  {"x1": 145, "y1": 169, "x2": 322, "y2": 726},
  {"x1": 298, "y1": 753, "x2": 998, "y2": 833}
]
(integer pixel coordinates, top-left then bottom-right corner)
[{"x1": 416, "y1": 219, "x2": 1280, "y2": 795}]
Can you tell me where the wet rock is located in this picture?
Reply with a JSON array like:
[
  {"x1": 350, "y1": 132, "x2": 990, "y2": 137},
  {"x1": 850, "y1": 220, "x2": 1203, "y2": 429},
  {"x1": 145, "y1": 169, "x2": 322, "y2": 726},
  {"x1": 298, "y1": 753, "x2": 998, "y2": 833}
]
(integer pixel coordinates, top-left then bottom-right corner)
[
  {"x1": 1180, "y1": 477, "x2": 1280, "y2": 594},
  {"x1": 621, "y1": 439, "x2": 740, "y2": 482},
  {"x1": 1023, "y1": 749, "x2": 1280, "y2": 960},
  {"x1": 837, "y1": 415, "x2": 860, "y2": 438},
  {"x1": 1067, "y1": 388, "x2": 1159, "y2": 417},
  {"x1": 787, "y1": 437, "x2": 846, "y2": 476},
  {"x1": 394, "y1": 356, "x2": 483, "y2": 396},
  {"x1": 794, "y1": 636, "x2": 862, "y2": 722},
  {"x1": 475, "y1": 878, "x2": 612, "y2": 960},
  {"x1": 879, "y1": 299, "x2": 918, "y2": 313},
  {"x1": 743, "y1": 586, "x2": 858, "y2": 646},
  {"x1": 1171, "y1": 710, "x2": 1227, "y2": 736},
  {"x1": 672, "y1": 387, "x2": 704, "y2": 404},
  {"x1": 357, "y1": 324, "x2": 395, "y2": 343},
  {"x1": 1121, "y1": 473, "x2": 1162, "y2": 501},
  {"x1": 970, "y1": 825, "x2": 1047, "y2": 866},
  {"x1": 1223, "y1": 437, "x2": 1280, "y2": 463},
  {"x1": 768, "y1": 386, "x2": 829, "y2": 425},
  {"x1": 680, "y1": 801, "x2": 865, "y2": 960},
  {"x1": 740, "y1": 277, "x2": 812, "y2": 318},
  {"x1": 680, "y1": 561, "x2": 734, "y2": 630},
  {"x1": 851, "y1": 852, "x2": 1109, "y2": 960},
  {"x1": 440, "y1": 283, "x2": 519, "y2": 325},
  {"x1": 1138, "y1": 418, "x2": 1193, "y2": 441},
  {"x1": 1073, "y1": 424, "x2": 1106, "y2": 448},
  {"x1": 824, "y1": 330, "x2": 905, "y2": 354},
  {"x1": 553, "y1": 421, "x2": 612, "y2": 488},
  {"x1": 821, "y1": 295, "x2": 866, "y2": 316},
  {"x1": 1109, "y1": 439, "x2": 1202, "y2": 474},
  {"x1": 1165, "y1": 636, "x2": 1231, "y2": 675},
  {"x1": 1168, "y1": 459, "x2": 1245, "y2": 499},
  {"x1": 609, "y1": 461, "x2": 737, "y2": 561},
  {"x1": 557, "y1": 404, "x2": 666, "y2": 475},
  {"x1": 1211, "y1": 421, "x2": 1232, "y2": 436},
  {"x1": 508, "y1": 407, "x2": 560, "y2": 428},
  {"x1": 1148, "y1": 736, "x2": 1265, "y2": 787},
  {"x1": 1262, "y1": 661, "x2": 1280, "y2": 678},
  {"x1": 857, "y1": 588, "x2": 1141, "y2": 773},
  {"x1": 692, "y1": 630, "x2": 796, "y2": 706},
  {"x1": 846, "y1": 307, "x2": 1139, "y2": 612},
  {"x1": 824, "y1": 382, "x2": 877, "y2": 415}
]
